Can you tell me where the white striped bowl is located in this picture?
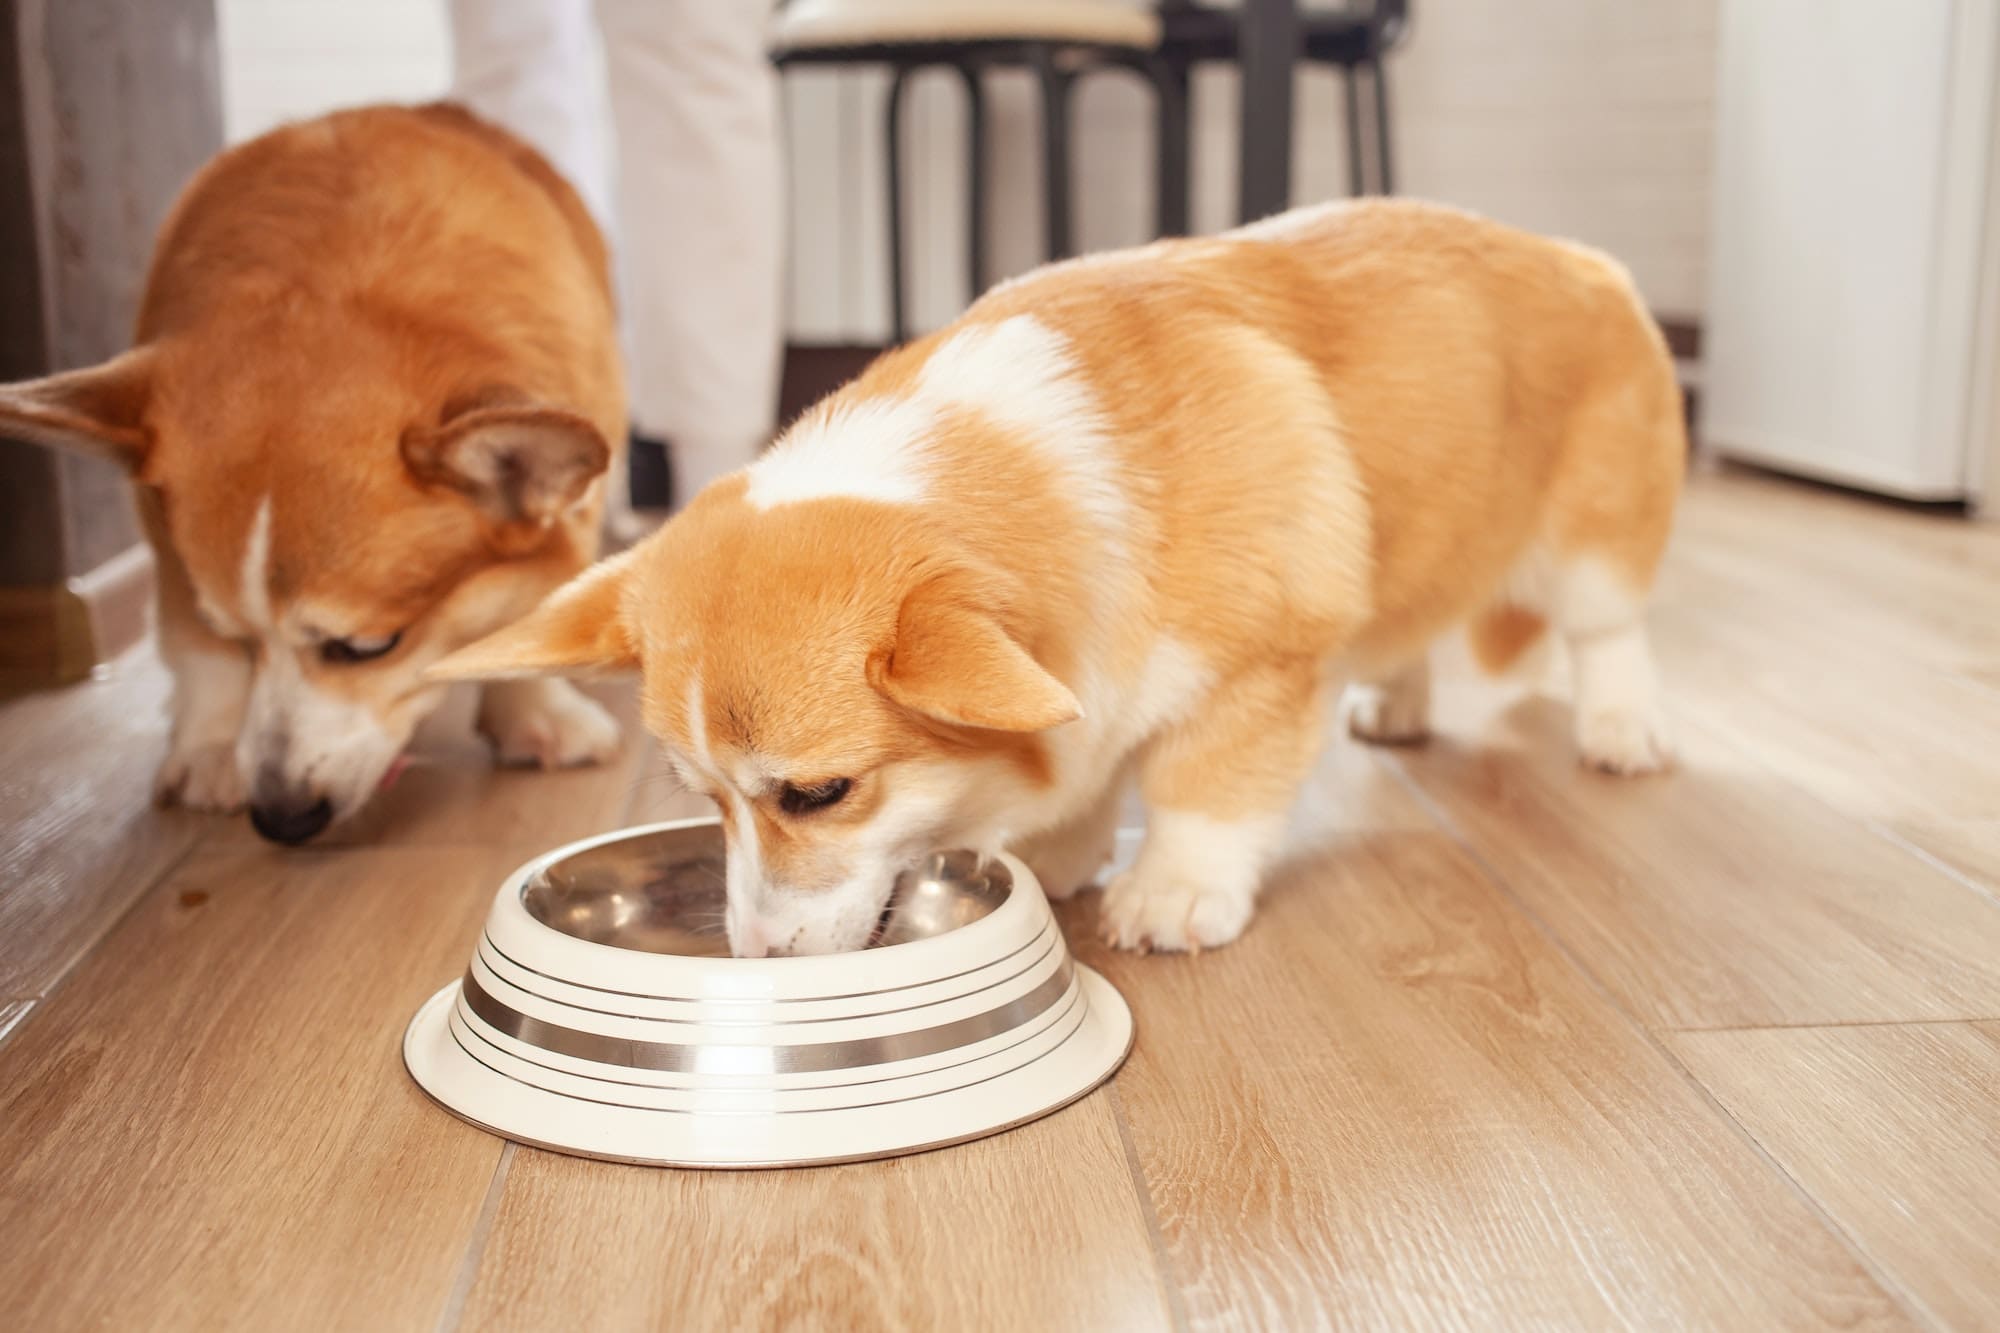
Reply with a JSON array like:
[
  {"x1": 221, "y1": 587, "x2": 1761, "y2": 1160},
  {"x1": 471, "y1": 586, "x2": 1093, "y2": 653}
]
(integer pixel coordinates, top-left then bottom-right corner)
[{"x1": 402, "y1": 818, "x2": 1134, "y2": 1167}]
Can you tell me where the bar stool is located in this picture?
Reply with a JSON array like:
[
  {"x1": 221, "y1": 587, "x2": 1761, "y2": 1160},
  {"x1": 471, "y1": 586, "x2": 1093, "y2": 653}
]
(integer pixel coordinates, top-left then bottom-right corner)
[
  {"x1": 1158, "y1": 0, "x2": 1410, "y2": 197},
  {"x1": 772, "y1": 1, "x2": 1179, "y2": 343}
]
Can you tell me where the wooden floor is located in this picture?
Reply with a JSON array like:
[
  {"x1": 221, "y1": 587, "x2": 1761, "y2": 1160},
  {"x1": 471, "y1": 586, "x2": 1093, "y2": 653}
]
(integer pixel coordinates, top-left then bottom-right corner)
[{"x1": 3, "y1": 464, "x2": 1998, "y2": 1331}]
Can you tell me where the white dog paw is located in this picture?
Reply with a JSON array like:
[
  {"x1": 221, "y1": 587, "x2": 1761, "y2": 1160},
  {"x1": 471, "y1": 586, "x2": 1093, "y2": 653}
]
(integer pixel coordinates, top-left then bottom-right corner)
[
  {"x1": 479, "y1": 684, "x2": 621, "y2": 770},
  {"x1": 1577, "y1": 705, "x2": 1675, "y2": 776},
  {"x1": 1098, "y1": 868, "x2": 1254, "y2": 954},
  {"x1": 155, "y1": 738, "x2": 247, "y2": 812}
]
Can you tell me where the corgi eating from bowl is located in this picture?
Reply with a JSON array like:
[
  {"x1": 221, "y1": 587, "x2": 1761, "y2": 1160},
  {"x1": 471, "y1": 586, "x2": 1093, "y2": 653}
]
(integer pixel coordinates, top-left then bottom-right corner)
[
  {"x1": 0, "y1": 105, "x2": 626, "y2": 844},
  {"x1": 435, "y1": 200, "x2": 1684, "y2": 955}
]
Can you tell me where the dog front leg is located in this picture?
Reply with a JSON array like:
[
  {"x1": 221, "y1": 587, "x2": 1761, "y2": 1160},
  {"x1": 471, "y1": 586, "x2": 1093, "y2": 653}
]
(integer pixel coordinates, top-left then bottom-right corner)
[
  {"x1": 146, "y1": 497, "x2": 252, "y2": 811},
  {"x1": 1100, "y1": 662, "x2": 1326, "y2": 953}
]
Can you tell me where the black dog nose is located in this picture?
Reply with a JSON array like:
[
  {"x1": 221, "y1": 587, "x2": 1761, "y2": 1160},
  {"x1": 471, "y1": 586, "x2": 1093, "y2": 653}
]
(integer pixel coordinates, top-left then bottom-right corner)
[{"x1": 249, "y1": 797, "x2": 333, "y2": 845}]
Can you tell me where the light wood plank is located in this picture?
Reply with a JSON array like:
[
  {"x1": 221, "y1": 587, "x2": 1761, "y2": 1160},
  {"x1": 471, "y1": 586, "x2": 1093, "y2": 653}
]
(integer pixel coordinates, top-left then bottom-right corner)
[
  {"x1": 0, "y1": 841, "x2": 523, "y2": 1331},
  {"x1": 1393, "y1": 682, "x2": 2000, "y2": 1028},
  {"x1": 1650, "y1": 555, "x2": 2000, "y2": 826},
  {"x1": 0, "y1": 642, "x2": 206, "y2": 997},
  {"x1": 1669, "y1": 1022, "x2": 2000, "y2": 1332},
  {"x1": 1643, "y1": 471, "x2": 2000, "y2": 862},
  {"x1": 454, "y1": 1096, "x2": 1172, "y2": 1331},
  {"x1": 1676, "y1": 464, "x2": 2000, "y2": 672},
  {"x1": 1077, "y1": 828, "x2": 1908, "y2": 1329}
]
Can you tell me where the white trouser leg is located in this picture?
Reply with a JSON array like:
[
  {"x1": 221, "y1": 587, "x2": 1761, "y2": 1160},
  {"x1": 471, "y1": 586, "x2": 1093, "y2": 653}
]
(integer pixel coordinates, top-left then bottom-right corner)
[
  {"x1": 445, "y1": 0, "x2": 614, "y2": 231},
  {"x1": 596, "y1": 0, "x2": 784, "y2": 499}
]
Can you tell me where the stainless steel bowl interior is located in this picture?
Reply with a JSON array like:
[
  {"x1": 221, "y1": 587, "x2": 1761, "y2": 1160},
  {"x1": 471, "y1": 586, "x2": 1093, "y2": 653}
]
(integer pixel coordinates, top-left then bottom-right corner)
[{"x1": 519, "y1": 824, "x2": 1013, "y2": 957}]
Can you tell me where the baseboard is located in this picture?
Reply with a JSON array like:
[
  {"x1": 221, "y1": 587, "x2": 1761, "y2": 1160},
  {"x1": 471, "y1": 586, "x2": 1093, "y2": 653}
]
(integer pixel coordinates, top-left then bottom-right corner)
[{"x1": 0, "y1": 542, "x2": 153, "y2": 696}]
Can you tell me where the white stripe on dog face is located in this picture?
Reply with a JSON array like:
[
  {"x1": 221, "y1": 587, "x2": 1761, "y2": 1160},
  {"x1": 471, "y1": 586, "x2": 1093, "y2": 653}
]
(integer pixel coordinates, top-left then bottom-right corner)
[
  {"x1": 684, "y1": 669, "x2": 769, "y2": 951},
  {"x1": 683, "y1": 672, "x2": 713, "y2": 772},
  {"x1": 720, "y1": 785, "x2": 768, "y2": 954},
  {"x1": 238, "y1": 495, "x2": 274, "y2": 633}
]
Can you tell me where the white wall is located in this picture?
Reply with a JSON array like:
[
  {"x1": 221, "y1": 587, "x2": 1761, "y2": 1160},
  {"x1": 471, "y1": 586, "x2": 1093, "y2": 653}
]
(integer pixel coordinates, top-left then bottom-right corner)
[
  {"x1": 216, "y1": 0, "x2": 1716, "y2": 342},
  {"x1": 217, "y1": 0, "x2": 448, "y2": 142},
  {"x1": 1394, "y1": 1, "x2": 1715, "y2": 317}
]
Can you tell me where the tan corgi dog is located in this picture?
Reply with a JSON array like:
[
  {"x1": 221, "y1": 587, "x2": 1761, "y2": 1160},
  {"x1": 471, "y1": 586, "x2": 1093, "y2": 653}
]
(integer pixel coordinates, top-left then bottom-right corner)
[
  {"x1": 436, "y1": 199, "x2": 1683, "y2": 954},
  {"x1": 0, "y1": 104, "x2": 626, "y2": 843}
]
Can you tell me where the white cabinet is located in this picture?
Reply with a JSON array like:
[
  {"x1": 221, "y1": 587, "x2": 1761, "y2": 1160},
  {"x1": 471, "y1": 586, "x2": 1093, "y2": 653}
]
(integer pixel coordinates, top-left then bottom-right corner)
[{"x1": 1703, "y1": 0, "x2": 2000, "y2": 504}]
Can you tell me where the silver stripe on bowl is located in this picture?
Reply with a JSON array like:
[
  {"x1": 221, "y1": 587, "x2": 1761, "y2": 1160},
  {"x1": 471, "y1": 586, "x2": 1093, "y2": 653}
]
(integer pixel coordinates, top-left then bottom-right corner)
[
  {"x1": 458, "y1": 959, "x2": 1076, "y2": 1076},
  {"x1": 444, "y1": 984, "x2": 1093, "y2": 1115}
]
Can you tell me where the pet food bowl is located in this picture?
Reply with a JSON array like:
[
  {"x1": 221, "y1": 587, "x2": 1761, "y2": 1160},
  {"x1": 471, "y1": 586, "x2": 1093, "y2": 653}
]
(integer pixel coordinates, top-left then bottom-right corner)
[{"x1": 402, "y1": 818, "x2": 1134, "y2": 1167}]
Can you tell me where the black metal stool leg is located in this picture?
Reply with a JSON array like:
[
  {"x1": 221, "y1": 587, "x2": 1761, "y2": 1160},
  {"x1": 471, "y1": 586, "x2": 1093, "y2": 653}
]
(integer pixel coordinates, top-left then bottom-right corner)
[
  {"x1": 1154, "y1": 56, "x2": 1191, "y2": 237},
  {"x1": 954, "y1": 61, "x2": 988, "y2": 304},
  {"x1": 884, "y1": 62, "x2": 914, "y2": 344},
  {"x1": 1343, "y1": 66, "x2": 1367, "y2": 197},
  {"x1": 1371, "y1": 60, "x2": 1395, "y2": 194},
  {"x1": 1028, "y1": 44, "x2": 1073, "y2": 261}
]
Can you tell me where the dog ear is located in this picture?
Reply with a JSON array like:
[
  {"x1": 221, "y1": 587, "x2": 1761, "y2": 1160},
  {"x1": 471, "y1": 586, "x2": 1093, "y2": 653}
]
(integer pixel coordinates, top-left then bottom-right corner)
[
  {"x1": 871, "y1": 578, "x2": 1082, "y2": 733},
  {"x1": 0, "y1": 348, "x2": 156, "y2": 466},
  {"x1": 427, "y1": 547, "x2": 641, "y2": 681},
  {"x1": 402, "y1": 397, "x2": 610, "y2": 528}
]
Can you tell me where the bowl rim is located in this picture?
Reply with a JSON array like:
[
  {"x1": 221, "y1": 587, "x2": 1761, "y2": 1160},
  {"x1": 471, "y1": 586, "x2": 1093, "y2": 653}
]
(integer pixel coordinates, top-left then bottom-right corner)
[{"x1": 485, "y1": 817, "x2": 1047, "y2": 1002}]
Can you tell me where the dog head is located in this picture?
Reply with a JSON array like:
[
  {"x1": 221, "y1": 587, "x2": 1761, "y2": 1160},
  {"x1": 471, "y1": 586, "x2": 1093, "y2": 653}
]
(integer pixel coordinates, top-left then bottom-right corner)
[
  {"x1": 0, "y1": 103, "x2": 625, "y2": 843},
  {"x1": 0, "y1": 333, "x2": 610, "y2": 842},
  {"x1": 432, "y1": 479, "x2": 1081, "y2": 955}
]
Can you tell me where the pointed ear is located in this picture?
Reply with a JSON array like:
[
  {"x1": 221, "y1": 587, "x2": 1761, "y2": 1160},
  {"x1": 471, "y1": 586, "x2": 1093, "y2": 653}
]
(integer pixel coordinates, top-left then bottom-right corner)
[
  {"x1": 428, "y1": 547, "x2": 641, "y2": 681},
  {"x1": 402, "y1": 398, "x2": 610, "y2": 527},
  {"x1": 0, "y1": 348, "x2": 156, "y2": 466},
  {"x1": 870, "y1": 580, "x2": 1082, "y2": 733}
]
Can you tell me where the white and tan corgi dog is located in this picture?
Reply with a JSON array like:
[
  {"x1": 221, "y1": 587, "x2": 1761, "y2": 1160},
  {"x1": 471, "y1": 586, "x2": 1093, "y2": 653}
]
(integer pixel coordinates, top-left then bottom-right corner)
[
  {"x1": 0, "y1": 104, "x2": 627, "y2": 844},
  {"x1": 437, "y1": 199, "x2": 1684, "y2": 954}
]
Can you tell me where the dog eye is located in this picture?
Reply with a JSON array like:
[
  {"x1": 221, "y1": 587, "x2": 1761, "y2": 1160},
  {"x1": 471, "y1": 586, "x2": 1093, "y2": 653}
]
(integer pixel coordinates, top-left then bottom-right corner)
[
  {"x1": 779, "y1": 777, "x2": 852, "y2": 816},
  {"x1": 320, "y1": 631, "x2": 402, "y2": 665}
]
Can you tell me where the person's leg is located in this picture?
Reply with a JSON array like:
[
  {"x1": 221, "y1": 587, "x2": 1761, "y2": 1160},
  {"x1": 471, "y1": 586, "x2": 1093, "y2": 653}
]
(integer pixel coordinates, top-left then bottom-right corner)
[
  {"x1": 447, "y1": 1, "x2": 653, "y2": 533},
  {"x1": 596, "y1": 0, "x2": 784, "y2": 501},
  {"x1": 445, "y1": 0, "x2": 614, "y2": 231}
]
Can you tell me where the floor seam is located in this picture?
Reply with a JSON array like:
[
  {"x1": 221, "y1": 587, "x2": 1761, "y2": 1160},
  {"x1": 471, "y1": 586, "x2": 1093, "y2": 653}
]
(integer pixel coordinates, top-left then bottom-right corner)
[
  {"x1": 1372, "y1": 746, "x2": 1946, "y2": 1333},
  {"x1": 1107, "y1": 1083, "x2": 1192, "y2": 1333},
  {"x1": 1861, "y1": 817, "x2": 2000, "y2": 914},
  {"x1": 1664, "y1": 1016, "x2": 2000, "y2": 1035},
  {"x1": 433, "y1": 1140, "x2": 516, "y2": 1333},
  {"x1": 1642, "y1": 1037, "x2": 1947, "y2": 1333}
]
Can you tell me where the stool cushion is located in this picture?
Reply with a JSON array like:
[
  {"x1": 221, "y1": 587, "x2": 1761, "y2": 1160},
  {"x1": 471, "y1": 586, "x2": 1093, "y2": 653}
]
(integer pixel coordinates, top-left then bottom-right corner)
[{"x1": 774, "y1": 0, "x2": 1161, "y2": 51}]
